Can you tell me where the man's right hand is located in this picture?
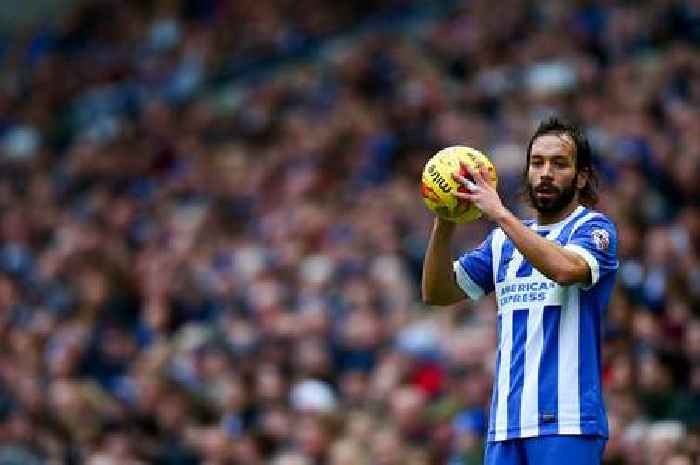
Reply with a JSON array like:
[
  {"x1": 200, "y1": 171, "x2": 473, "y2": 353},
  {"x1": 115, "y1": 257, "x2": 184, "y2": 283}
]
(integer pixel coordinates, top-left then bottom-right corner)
[{"x1": 421, "y1": 216, "x2": 466, "y2": 306}]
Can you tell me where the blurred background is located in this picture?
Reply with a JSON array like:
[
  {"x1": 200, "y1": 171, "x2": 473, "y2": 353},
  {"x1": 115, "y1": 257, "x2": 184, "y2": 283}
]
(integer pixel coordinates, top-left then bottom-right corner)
[{"x1": 0, "y1": 0, "x2": 699, "y2": 464}]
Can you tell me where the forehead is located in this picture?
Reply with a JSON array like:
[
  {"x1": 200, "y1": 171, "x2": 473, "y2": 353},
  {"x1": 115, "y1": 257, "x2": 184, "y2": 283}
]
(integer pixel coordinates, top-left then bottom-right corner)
[{"x1": 530, "y1": 134, "x2": 576, "y2": 160}]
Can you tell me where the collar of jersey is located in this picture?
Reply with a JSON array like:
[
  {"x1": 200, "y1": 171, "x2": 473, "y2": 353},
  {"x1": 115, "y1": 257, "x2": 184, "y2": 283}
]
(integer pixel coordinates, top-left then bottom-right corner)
[{"x1": 532, "y1": 205, "x2": 585, "y2": 231}]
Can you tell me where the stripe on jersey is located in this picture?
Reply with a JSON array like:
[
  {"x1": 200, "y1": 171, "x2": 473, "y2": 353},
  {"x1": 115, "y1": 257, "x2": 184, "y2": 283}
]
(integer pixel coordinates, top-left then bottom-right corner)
[
  {"x1": 538, "y1": 305, "x2": 561, "y2": 435},
  {"x1": 496, "y1": 240, "x2": 515, "y2": 283},
  {"x1": 520, "y1": 305, "x2": 544, "y2": 437},
  {"x1": 494, "y1": 307, "x2": 513, "y2": 441},
  {"x1": 491, "y1": 229, "x2": 506, "y2": 285},
  {"x1": 558, "y1": 286, "x2": 581, "y2": 434},
  {"x1": 507, "y1": 309, "x2": 529, "y2": 439},
  {"x1": 453, "y1": 260, "x2": 485, "y2": 300},
  {"x1": 489, "y1": 314, "x2": 503, "y2": 436},
  {"x1": 579, "y1": 290, "x2": 602, "y2": 435}
]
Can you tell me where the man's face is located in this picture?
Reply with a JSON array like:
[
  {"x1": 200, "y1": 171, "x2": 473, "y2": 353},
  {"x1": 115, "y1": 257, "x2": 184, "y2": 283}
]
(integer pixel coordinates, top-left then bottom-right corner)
[{"x1": 527, "y1": 134, "x2": 581, "y2": 215}]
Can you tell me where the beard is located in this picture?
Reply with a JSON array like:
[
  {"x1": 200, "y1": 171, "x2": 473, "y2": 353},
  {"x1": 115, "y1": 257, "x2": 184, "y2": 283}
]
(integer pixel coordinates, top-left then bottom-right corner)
[{"x1": 527, "y1": 178, "x2": 577, "y2": 215}]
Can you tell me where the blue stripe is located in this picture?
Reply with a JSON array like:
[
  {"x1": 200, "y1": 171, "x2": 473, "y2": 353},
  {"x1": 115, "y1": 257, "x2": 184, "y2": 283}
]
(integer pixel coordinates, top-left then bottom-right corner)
[
  {"x1": 538, "y1": 305, "x2": 561, "y2": 433},
  {"x1": 556, "y1": 208, "x2": 590, "y2": 243},
  {"x1": 488, "y1": 314, "x2": 502, "y2": 440},
  {"x1": 579, "y1": 292, "x2": 604, "y2": 435},
  {"x1": 515, "y1": 261, "x2": 533, "y2": 278},
  {"x1": 507, "y1": 309, "x2": 528, "y2": 439},
  {"x1": 496, "y1": 241, "x2": 515, "y2": 283},
  {"x1": 462, "y1": 262, "x2": 488, "y2": 295},
  {"x1": 515, "y1": 230, "x2": 550, "y2": 278}
]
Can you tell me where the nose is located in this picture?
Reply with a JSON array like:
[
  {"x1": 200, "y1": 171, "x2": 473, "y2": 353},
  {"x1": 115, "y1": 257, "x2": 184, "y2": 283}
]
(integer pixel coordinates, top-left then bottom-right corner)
[{"x1": 540, "y1": 161, "x2": 554, "y2": 179}]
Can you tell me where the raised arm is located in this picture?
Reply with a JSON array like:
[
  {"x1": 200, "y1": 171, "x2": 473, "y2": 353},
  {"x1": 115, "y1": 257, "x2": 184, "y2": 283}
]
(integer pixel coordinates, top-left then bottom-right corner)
[{"x1": 421, "y1": 217, "x2": 465, "y2": 305}]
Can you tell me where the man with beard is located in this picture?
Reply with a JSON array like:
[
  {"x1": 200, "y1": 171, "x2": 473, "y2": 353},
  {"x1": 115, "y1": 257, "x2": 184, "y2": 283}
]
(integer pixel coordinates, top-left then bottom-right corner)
[{"x1": 422, "y1": 118, "x2": 618, "y2": 465}]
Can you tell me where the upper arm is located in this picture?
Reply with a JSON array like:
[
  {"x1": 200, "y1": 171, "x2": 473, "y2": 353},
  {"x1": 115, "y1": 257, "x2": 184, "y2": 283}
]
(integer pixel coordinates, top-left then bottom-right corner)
[
  {"x1": 563, "y1": 216, "x2": 619, "y2": 288},
  {"x1": 453, "y1": 230, "x2": 496, "y2": 300}
]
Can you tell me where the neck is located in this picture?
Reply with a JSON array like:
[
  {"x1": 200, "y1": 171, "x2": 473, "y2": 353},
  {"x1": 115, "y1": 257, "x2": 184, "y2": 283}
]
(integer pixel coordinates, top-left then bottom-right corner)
[{"x1": 536, "y1": 199, "x2": 580, "y2": 225}]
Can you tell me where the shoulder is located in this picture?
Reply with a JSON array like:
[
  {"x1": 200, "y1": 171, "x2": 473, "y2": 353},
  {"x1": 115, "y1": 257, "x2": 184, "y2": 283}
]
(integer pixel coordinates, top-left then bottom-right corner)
[
  {"x1": 575, "y1": 210, "x2": 617, "y2": 234},
  {"x1": 569, "y1": 210, "x2": 618, "y2": 252}
]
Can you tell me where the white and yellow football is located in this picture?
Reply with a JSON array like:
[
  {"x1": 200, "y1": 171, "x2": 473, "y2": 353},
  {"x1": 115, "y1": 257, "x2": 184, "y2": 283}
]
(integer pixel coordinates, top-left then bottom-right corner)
[{"x1": 420, "y1": 146, "x2": 497, "y2": 224}]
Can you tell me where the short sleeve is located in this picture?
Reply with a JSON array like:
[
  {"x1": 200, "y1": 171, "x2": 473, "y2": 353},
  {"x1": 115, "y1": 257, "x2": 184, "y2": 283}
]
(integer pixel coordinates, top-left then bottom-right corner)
[
  {"x1": 453, "y1": 230, "x2": 496, "y2": 300},
  {"x1": 564, "y1": 215, "x2": 618, "y2": 289}
]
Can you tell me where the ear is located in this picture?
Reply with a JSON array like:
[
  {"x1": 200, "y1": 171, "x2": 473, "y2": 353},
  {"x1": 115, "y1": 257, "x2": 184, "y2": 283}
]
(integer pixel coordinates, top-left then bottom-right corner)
[{"x1": 576, "y1": 169, "x2": 588, "y2": 190}]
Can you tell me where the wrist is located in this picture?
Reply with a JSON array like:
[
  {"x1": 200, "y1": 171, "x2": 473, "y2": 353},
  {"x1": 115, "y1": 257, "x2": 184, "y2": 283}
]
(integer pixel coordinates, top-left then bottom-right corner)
[
  {"x1": 434, "y1": 217, "x2": 457, "y2": 236},
  {"x1": 491, "y1": 205, "x2": 512, "y2": 224}
]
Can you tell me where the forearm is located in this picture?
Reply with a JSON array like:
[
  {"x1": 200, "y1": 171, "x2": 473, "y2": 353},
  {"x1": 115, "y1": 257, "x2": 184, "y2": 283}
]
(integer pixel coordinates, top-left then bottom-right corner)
[
  {"x1": 495, "y1": 209, "x2": 590, "y2": 285},
  {"x1": 421, "y1": 218, "x2": 465, "y2": 305}
]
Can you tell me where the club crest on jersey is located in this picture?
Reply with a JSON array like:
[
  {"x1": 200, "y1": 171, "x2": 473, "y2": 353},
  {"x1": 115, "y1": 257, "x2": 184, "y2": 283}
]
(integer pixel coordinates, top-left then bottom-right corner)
[{"x1": 592, "y1": 228, "x2": 610, "y2": 251}]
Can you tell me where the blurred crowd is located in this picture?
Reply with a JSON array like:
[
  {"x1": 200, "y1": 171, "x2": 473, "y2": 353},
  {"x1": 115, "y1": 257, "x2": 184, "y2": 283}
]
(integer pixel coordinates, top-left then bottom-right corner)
[{"x1": 0, "y1": 0, "x2": 699, "y2": 464}]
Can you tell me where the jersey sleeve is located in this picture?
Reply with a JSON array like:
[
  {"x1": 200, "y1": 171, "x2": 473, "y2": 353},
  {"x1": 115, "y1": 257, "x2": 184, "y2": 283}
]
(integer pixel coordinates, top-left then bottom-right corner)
[
  {"x1": 563, "y1": 215, "x2": 618, "y2": 289},
  {"x1": 453, "y1": 230, "x2": 496, "y2": 300}
]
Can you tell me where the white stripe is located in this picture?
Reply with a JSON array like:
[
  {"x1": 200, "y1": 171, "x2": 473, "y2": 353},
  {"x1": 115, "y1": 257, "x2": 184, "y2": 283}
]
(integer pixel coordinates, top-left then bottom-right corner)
[
  {"x1": 494, "y1": 311, "x2": 513, "y2": 441},
  {"x1": 517, "y1": 425, "x2": 542, "y2": 438},
  {"x1": 520, "y1": 305, "x2": 543, "y2": 435},
  {"x1": 559, "y1": 424, "x2": 583, "y2": 435},
  {"x1": 453, "y1": 260, "x2": 485, "y2": 300},
  {"x1": 491, "y1": 229, "x2": 506, "y2": 285},
  {"x1": 558, "y1": 287, "x2": 581, "y2": 434},
  {"x1": 505, "y1": 248, "x2": 524, "y2": 280},
  {"x1": 490, "y1": 229, "x2": 509, "y2": 441}
]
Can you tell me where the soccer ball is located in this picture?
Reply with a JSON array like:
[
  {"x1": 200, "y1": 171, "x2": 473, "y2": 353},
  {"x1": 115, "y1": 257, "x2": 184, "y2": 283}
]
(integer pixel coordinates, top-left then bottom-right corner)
[{"x1": 420, "y1": 146, "x2": 498, "y2": 224}]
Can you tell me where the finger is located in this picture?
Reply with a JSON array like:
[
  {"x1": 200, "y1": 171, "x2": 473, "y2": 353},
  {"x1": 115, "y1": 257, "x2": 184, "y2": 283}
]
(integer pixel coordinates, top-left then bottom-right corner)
[
  {"x1": 479, "y1": 164, "x2": 491, "y2": 184},
  {"x1": 452, "y1": 172, "x2": 466, "y2": 184},
  {"x1": 472, "y1": 163, "x2": 487, "y2": 186},
  {"x1": 453, "y1": 190, "x2": 478, "y2": 201},
  {"x1": 452, "y1": 173, "x2": 478, "y2": 191},
  {"x1": 452, "y1": 172, "x2": 467, "y2": 185},
  {"x1": 463, "y1": 164, "x2": 480, "y2": 184},
  {"x1": 465, "y1": 179, "x2": 479, "y2": 192}
]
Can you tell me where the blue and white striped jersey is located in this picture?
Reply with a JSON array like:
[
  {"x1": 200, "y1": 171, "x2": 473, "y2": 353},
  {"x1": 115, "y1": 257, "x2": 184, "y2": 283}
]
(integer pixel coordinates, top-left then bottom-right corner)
[{"x1": 453, "y1": 205, "x2": 618, "y2": 442}]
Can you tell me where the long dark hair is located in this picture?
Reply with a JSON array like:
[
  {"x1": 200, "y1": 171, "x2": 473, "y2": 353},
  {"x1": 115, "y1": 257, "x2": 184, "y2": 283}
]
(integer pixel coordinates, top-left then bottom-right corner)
[{"x1": 524, "y1": 117, "x2": 599, "y2": 207}]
